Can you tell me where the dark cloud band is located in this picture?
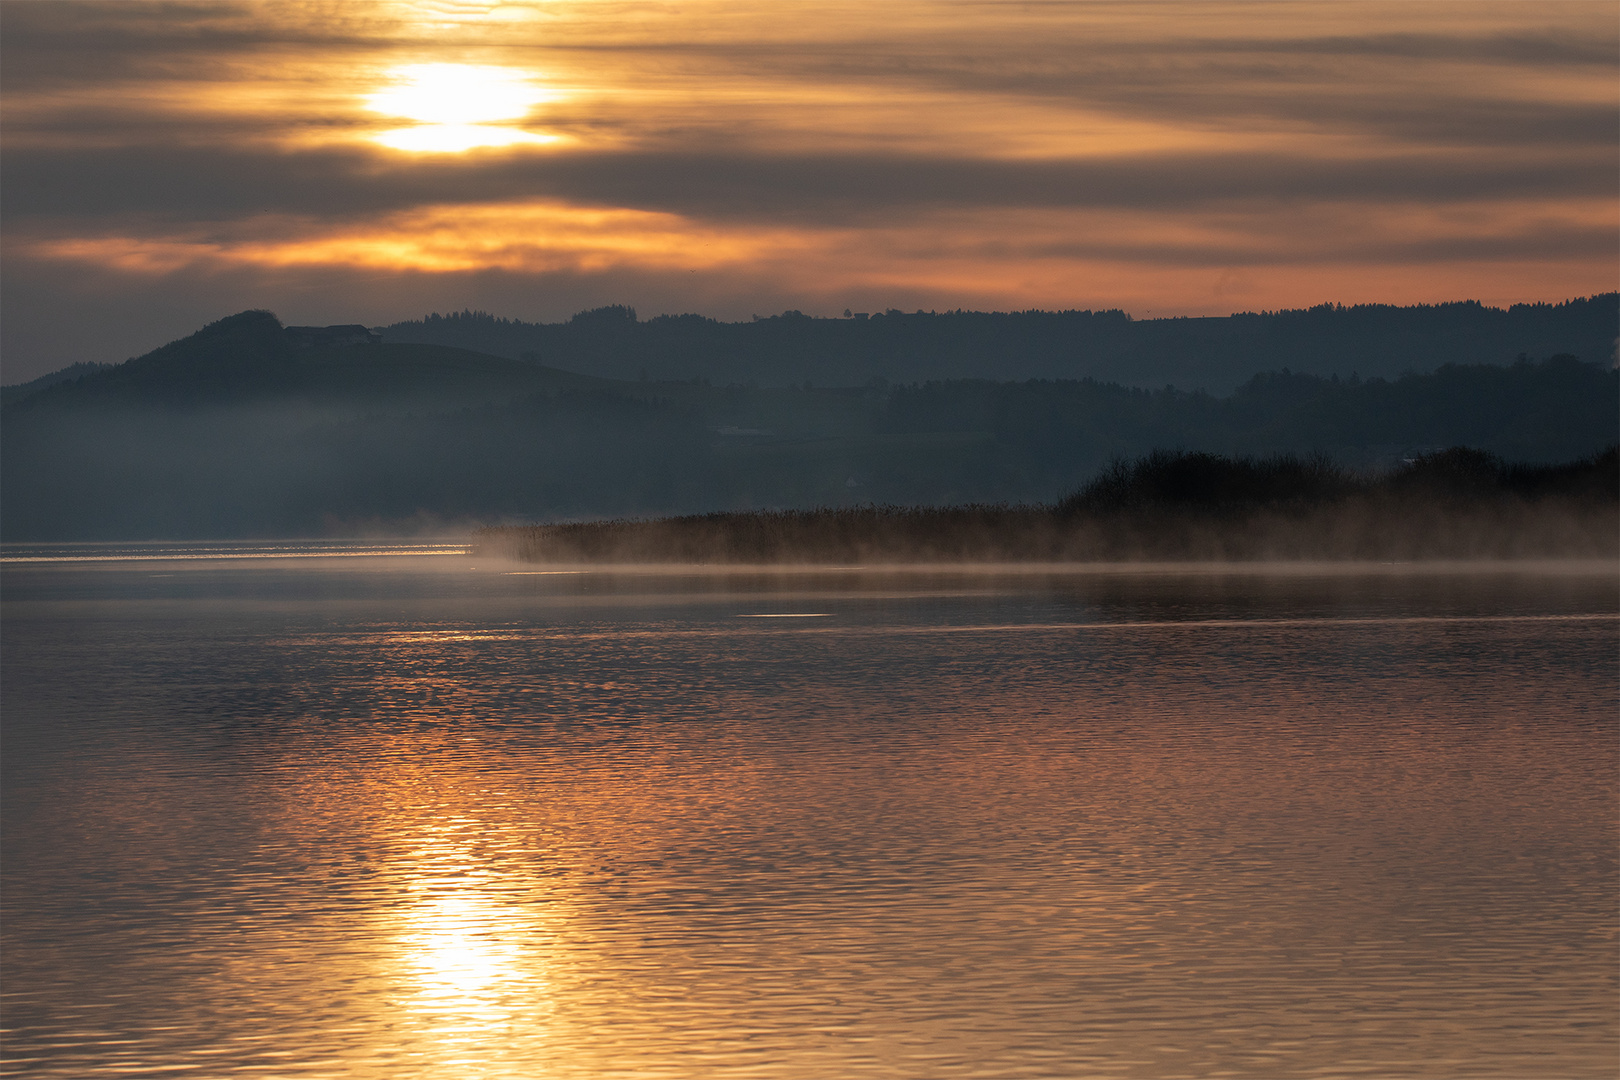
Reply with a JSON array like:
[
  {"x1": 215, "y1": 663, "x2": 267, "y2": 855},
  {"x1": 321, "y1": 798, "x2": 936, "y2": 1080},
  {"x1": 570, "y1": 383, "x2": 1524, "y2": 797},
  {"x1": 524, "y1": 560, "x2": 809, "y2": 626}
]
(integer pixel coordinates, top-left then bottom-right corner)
[{"x1": 5, "y1": 144, "x2": 1614, "y2": 228}]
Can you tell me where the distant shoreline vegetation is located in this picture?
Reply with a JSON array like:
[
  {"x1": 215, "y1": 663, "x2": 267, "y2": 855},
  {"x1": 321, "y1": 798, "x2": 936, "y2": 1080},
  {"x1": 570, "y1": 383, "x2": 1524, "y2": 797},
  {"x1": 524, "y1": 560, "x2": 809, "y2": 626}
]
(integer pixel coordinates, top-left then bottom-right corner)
[
  {"x1": 4, "y1": 307, "x2": 1614, "y2": 542},
  {"x1": 473, "y1": 447, "x2": 1619, "y2": 564},
  {"x1": 385, "y1": 294, "x2": 1619, "y2": 395}
]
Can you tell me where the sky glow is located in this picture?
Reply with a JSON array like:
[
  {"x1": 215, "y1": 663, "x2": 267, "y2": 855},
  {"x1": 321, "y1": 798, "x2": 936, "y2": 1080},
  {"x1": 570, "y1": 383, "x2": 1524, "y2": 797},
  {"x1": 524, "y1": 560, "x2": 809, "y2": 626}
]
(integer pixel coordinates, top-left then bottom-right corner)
[
  {"x1": 0, "y1": 0, "x2": 1614, "y2": 379},
  {"x1": 365, "y1": 62, "x2": 564, "y2": 151},
  {"x1": 365, "y1": 64, "x2": 553, "y2": 127}
]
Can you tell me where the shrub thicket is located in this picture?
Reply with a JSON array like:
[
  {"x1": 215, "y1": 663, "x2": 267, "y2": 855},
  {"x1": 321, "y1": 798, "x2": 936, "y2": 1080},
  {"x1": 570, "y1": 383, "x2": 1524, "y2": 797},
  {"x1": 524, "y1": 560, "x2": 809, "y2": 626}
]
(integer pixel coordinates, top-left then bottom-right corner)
[{"x1": 474, "y1": 446, "x2": 1618, "y2": 563}]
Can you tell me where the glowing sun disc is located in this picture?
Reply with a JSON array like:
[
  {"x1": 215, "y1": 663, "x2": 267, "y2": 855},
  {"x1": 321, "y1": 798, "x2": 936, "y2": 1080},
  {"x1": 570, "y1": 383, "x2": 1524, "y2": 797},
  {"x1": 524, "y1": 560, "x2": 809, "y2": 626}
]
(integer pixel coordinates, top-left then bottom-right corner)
[{"x1": 366, "y1": 63, "x2": 550, "y2": 125}]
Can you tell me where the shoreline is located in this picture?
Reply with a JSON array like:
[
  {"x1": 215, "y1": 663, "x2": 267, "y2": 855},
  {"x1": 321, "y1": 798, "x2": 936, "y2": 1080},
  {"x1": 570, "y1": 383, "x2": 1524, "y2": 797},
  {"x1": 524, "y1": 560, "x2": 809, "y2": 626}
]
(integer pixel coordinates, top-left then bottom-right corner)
[
  {"x1": 474, "y1": 448, "x2": 1619, "y2": 566},
  {"x1": 469, "y1": 558, "x2": 1620, "y2": 576},
  {"x1": 473, "y1": 503, "x2": 1619, "y2": 566}
]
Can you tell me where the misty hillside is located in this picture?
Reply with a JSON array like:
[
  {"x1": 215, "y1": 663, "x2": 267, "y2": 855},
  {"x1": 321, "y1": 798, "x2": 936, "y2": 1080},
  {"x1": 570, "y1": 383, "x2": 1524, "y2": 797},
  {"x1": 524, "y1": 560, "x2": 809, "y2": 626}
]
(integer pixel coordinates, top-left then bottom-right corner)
[
  {"x1": 382, "y1": 295, "x2": 1619, "y2": 393},
  {"x1": 4, "y1": 310, "x2": 613, "y2": 415},
  {"x1": 2, "y1": 310, "x2": 1615, "y2": 541},
  {"x1": 0, "y1": 361, "x2": 113, "y2": 408}
]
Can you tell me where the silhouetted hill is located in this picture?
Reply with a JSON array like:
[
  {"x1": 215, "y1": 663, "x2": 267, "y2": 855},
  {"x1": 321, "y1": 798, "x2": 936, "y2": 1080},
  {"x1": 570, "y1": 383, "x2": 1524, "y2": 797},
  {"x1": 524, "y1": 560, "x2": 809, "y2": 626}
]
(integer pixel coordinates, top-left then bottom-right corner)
[
  {"x1": 5, "y1": 310, "x2": 613, "y2": 416},
  {"x1": 0, "y1": 361, "x2": 113, "y2": 408},
  {"x1": 383, "y1": 295, "x2": 1619, "y2": 392},
  {"x1": 879, "y1": 355, "x2": 1618, "y2": 473},
  {"x1": 3, "y1": 310, "x2": 1615, "y2": 540}
]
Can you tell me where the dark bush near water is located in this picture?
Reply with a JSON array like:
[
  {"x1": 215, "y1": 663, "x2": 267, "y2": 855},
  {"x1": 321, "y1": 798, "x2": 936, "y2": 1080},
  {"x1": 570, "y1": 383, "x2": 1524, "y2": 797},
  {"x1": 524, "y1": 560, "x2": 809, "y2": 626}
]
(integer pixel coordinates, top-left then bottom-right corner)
[
  {"x1": 1059, "y1": 450, "x2": 1356, "y2": 514},
  {"x1": 474, "y1": 446, "x2": 1619, "y2": 564}
]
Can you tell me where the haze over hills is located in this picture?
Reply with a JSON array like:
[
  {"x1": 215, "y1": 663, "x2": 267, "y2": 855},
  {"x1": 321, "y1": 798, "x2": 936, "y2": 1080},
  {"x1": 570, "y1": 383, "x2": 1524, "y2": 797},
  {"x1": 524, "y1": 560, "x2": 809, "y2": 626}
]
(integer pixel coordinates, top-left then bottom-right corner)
[
  {"x1": 382, "y1": 295, "x2": 1620, "y2": 393},
  {"x1": 2, "y1": 305, "x2": 1615, "y2": 541},
  {"x1": 4, "y1": 310, "x2": 612, "y2": 413}
]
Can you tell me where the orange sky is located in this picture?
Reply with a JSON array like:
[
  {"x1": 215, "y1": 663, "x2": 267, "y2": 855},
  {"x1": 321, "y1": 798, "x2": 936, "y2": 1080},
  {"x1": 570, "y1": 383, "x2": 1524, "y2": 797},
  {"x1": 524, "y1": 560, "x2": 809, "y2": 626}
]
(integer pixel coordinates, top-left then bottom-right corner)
[{"x1": 2, "y1": 1, "x2": 1615, "y2": 378}]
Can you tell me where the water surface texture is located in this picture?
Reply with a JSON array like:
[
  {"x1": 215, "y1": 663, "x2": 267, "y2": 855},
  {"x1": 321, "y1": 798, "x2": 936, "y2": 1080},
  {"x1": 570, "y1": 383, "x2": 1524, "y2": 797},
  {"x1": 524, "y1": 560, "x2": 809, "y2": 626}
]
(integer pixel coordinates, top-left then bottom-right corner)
[{"x1": 3, "y1": 548, "x2": 1616, "y2": 1079}]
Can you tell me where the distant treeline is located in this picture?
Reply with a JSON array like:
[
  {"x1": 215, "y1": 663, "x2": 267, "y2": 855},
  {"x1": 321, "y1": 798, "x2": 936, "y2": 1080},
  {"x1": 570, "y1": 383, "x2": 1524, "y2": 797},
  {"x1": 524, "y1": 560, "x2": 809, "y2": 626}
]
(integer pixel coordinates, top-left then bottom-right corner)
[
  {"x1": 3, "y1": 310, "x2": 1616, "y2": 541},
  {"x1": 385, "y1": 294, "x2": 1619, "y2": 393},
  {"x1": 0, "y1": 361, "x2": 113, "y2": 407},
  {"x1": 874, "y1": 356, "x2": 1616, "y2": 471},
  {"x1": 474, "y1": 447, "x2": 1620, "y2": 564}
]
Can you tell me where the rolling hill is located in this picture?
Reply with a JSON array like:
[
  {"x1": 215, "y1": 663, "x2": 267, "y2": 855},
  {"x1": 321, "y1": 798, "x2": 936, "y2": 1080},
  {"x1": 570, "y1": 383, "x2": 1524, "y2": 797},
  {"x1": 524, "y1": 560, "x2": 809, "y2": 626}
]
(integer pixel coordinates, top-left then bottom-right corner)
[{"x1": 3, "y1": 308, "x2": 1614, "y2": 540}]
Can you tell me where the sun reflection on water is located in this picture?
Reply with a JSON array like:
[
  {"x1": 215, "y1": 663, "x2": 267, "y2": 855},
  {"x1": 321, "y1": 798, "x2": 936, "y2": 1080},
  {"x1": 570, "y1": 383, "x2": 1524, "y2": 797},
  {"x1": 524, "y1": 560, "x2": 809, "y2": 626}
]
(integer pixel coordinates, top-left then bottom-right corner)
[
  {"x1": 398, "y1": 883, "x2": 525, "y2": 1004},
  {"x1": 364, "y1": 803, "x2": 568, "y2": 1068}
]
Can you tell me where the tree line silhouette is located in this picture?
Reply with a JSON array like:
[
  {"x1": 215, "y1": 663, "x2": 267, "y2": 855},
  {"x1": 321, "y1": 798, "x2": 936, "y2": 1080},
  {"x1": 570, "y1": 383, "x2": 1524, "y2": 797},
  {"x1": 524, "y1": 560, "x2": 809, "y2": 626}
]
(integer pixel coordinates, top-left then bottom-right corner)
[
  {"x1": 475, "y1": 447, "x2": 1619, "y2": 564},
  {"x1": 386, "y1": 295, "x2": 1618, "y2": 393},
  {"x1": 2, "y1": 308, "x2": 1614, "y2": 540}
]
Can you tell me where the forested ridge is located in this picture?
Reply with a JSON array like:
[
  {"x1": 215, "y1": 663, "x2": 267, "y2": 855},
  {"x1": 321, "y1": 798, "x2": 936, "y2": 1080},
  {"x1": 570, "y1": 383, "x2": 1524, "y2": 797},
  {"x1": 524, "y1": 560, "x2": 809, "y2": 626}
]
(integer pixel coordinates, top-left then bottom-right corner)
[
  {"x1": 3, "y1": 308, "x2": 1614, "y2": 540},
  {"x1": 383, "y1": 294, "x2": 1618, "y2": 393}
]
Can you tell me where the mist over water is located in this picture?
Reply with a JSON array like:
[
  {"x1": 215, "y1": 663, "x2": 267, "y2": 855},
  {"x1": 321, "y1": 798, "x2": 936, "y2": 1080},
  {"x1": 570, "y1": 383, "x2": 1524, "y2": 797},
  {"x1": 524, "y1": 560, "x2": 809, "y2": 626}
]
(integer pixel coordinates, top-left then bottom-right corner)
[{"x1": 3, "y1": 548, "x2": 1616, "y2": 1078}]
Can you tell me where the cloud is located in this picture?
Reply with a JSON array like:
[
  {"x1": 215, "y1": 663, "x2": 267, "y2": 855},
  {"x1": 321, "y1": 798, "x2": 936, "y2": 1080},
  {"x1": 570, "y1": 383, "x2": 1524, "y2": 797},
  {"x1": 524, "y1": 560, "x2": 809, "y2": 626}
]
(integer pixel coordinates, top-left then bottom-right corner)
[
  {"x1": 5, "y1": 143, "x2": 1614, "y2": 229},
  {"x1": 8, "y1": 227, "x2": 1609, "y2": 384},
  {"x1": 1, "y1": 0, "x2": 1614, "y2": 378}
]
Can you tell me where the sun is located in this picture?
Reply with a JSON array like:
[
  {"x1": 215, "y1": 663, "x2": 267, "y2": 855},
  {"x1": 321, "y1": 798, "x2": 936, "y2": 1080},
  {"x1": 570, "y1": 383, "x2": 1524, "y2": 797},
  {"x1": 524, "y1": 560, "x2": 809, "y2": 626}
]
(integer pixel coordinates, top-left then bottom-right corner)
[
  {"x1": 367, "y1": 64, "x2": 546, "y2": 125},
  {"x1": 365, "y1": 63, "x2": 561, "y2": 153}
]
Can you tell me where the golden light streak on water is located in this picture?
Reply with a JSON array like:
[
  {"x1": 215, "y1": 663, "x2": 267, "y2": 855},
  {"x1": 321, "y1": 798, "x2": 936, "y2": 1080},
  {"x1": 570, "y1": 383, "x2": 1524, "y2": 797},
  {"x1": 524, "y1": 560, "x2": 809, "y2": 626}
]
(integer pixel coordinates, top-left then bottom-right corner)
[
  {"x1": 2, "y1": 554, "x2": 1616, "y2": 1076},
  {"x1": 382, "y1": 825, "x2": 559, "y2": 1063}
]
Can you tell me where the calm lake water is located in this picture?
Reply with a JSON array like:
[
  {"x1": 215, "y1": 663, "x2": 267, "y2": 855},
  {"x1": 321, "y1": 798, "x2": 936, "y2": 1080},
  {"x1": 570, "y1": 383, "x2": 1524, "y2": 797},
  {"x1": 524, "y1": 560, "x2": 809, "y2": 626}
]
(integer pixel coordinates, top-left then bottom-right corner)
[{"x1": 3, "y1": 544, "x2": 1616, "y2": 1079}]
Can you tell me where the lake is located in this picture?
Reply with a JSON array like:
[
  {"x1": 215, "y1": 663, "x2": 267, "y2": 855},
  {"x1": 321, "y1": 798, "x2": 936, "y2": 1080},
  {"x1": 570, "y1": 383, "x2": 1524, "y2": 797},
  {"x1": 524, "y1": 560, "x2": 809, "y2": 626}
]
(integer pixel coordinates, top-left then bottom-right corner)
[{"x1": 3, "y1": 544, "x2": 1615, "y2": 1079}]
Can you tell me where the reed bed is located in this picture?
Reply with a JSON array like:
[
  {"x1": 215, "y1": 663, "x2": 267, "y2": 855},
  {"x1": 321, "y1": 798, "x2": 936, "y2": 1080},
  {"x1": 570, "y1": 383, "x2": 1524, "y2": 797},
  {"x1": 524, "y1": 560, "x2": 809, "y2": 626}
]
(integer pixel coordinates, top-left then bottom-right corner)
[{"x1": 474, "y1": 447, "x2": 1618, "y2": 564}]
